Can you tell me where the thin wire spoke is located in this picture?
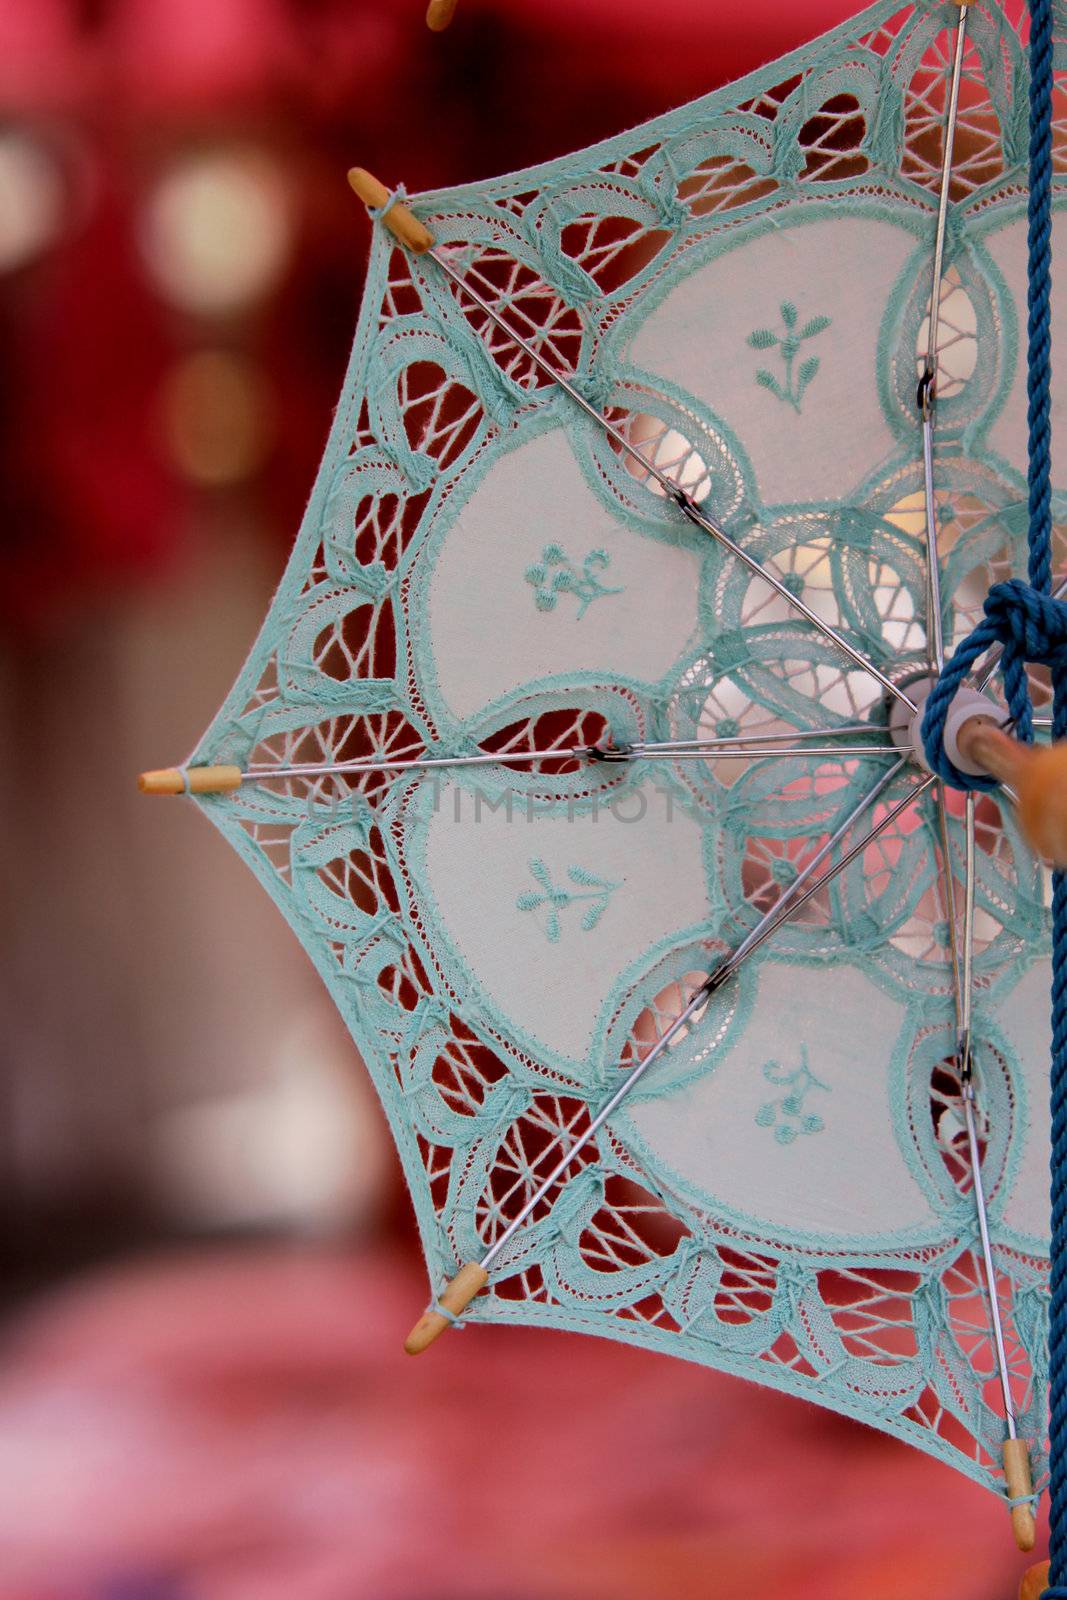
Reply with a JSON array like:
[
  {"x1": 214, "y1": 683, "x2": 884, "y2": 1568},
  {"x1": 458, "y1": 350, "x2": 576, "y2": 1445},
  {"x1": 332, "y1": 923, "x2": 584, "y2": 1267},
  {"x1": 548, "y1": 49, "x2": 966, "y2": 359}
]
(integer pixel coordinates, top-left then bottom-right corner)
[
  {"x1": 479, "y1": 760, "x2": 923, "y2": 1271},
  {"x1": 918, "y1": 1, "x2": 968, "y2": 677},
  {"x1": 243, "y1": 739, "x2": 903, "y2": 782},
  {"x1": 245, "y1": 750, "x2": 570, "y2": 780},
  {"x1": 634, "y1": 747, "x2": 900, "y2": 760},
  {"x1": 648, "y1": 724, "x2": 880, "y2": 749},
  {"x1": 709, "y1": 764, "x2": 928, "y2": 981},
  {"x1": 938, "y1": 787, "x2": 964, "y2": 1017},
  {"x1": 922, "y1": 414, "x2": 947, "y2": 671},
  {"x1": 915, "y1": 1, "x2": 1021, "y2": 1445},
  {"x1": 961, "y1": 791, "x2": 976, "y2": 1050},
  {"x1": 924, "y1": 5, "x2": 969, "y2": 386},
  {"x1": 955, "y1": 794, "x2": 1019, "y2": 1431},
  {"x1": 428, "y1": 248, "x2": 917, "y2": 716}
]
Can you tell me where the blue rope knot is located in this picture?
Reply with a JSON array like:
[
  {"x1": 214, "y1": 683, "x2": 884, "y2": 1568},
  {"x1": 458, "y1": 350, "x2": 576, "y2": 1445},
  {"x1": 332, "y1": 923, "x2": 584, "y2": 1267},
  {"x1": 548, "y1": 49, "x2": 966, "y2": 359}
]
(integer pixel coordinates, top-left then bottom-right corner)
[{"x1": 921, "y1": 578, "x2": 1067, "y2": 789}]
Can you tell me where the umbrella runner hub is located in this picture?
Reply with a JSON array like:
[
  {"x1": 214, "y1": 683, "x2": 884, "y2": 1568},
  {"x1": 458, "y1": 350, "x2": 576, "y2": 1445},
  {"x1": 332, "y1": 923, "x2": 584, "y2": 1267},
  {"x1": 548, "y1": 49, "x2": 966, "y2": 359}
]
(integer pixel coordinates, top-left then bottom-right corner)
[
  {"x1": 889, "y1": 677, "x2": 1009, "y2": 777},
  {"x1": 906, "y1": 671, "x2": 1067, "y2": 865},
  {"x1": 888, "y1": 674, "x2": 936, "y2": 770}
]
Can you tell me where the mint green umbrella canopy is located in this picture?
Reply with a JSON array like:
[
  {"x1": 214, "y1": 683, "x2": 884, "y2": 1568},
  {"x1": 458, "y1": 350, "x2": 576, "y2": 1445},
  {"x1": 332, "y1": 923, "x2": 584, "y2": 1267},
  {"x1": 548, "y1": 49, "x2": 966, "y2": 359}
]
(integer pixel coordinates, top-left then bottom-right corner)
[{"x1": 169, "y1": 0, "x2": 1065, "y2": 1517}]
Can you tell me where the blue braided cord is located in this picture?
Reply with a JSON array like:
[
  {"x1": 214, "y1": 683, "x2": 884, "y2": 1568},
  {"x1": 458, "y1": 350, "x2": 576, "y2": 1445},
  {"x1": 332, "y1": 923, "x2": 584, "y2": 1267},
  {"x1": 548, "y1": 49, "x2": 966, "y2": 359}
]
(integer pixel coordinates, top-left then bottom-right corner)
[
  {"x1": 1027, "y1": 0, "x2": 1054, "y2": 597},
  {"x1": 920, "y1": 580, "x2": 1067, "y2": 783},
  {"x1": 921, "y1": 610, "x2": 1006, "y2": 789},
  {"x1": 1042, "y1": 1590, "x2": 1067, "y2": 1598},
  {"x1": 368, "y1": 183, "x2": 408, "y2": 223},
  {"x1": 1051, "y1": 717, "x2": 1067, "y2": 1588},
  {"x1": 1029, "y1": 0, "x2": 1066, "y2": 1581}
]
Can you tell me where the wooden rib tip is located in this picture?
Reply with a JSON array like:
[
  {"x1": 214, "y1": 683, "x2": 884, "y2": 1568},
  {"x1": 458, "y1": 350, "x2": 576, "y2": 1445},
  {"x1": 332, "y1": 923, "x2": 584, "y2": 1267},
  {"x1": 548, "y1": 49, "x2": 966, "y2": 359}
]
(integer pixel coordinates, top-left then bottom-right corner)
[
  {"x1": 346, "y1": 166, "x2": 376, "y2": 203},
  {"x1": 1003, "y1": 1438, "x2": 1037, "y2": 1554},
  {"x1": 138, "y1": 765, "x2": 242, "y2": 796},
  {"x1": 403, "y1": 1262, "x2": 488, "y2": 1355},
  {"x1": 346, "y1": 167, "x2": 434, "y2": 254},
  {"x1": 403, "y1": 1310, "x2": 448, "y2": 1356},
  {"x1": 1019, "y1": 1560, "x2": 1049, "y2": 1600},
  {"x1": 426, "y1": 0, "x2": 460, "y2": 28},
  {"x1": 1011, "y1": 1503, "x2": 1037, "y2": 1554},
  {"x1": 139, "y1": 767, "x2": 185, "y2": 795}
]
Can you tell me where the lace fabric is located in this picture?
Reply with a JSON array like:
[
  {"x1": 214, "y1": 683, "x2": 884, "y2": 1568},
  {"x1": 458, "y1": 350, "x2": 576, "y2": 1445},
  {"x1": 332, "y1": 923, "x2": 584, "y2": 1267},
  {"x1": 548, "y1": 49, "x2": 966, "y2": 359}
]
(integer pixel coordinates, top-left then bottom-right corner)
[{"x1": 189, "y1": 0, "x2": 1065, "y2": 1497}]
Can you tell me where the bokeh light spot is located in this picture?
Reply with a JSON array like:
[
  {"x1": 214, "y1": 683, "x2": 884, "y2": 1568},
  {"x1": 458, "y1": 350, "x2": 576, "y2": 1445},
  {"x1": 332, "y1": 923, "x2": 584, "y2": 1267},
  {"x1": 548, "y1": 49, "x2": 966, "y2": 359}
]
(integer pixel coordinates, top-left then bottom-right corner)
[
  {"x1": 161, "y1": 349, "x2": 273, "y2": 486},
  {"x1": 0, "y1": 130, "x2": 65, "y2": 273},
  {"x1": 141, "y1": 147, "x2": 291, "y2": 315}
]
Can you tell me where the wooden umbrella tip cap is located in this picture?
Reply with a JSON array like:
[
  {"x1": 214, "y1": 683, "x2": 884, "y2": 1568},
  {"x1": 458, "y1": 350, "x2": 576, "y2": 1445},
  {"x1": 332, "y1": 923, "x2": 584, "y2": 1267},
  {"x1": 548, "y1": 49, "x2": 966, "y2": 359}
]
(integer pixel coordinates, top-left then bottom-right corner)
[
  {"x1": 347, "y1": 167, "x2": 383, "y2": 206},
  {"x1": 1010, "y1": 1502, "x2": 1037, "y2": 1553},
  {"x1": 403, "y1": 1262, "x2": 488, "y2": 1355},
  {"x1": 139, "y1": 767, "x2": 185, "y2": 795},
  {"x1": 138, "y1": 765, "x2": 242, "y2": 796},
  {"x1": 1018, "y1": 1561, "x2": 1050, "y2": 1600},
  {"x1": 346, "y1": 168, "x2": 433, "y2": 254},
  {"x1": 1003, "y1": 1438, "x2": 1037, "y2": 1553},
  {"x1": 1018, "y1": 740, "x2": 1067, "y2": 867},
  {"x1": 426, "y1": 0, "x2": 460, "y2": 28}
]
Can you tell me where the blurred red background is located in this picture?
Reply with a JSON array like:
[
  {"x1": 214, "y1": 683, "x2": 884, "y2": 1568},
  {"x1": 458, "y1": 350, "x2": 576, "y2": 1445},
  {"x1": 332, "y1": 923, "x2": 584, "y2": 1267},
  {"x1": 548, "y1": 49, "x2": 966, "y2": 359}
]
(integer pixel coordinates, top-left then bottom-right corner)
[{"x1": 0, "y1": 2, "x2": 1043, "y2": 1596}]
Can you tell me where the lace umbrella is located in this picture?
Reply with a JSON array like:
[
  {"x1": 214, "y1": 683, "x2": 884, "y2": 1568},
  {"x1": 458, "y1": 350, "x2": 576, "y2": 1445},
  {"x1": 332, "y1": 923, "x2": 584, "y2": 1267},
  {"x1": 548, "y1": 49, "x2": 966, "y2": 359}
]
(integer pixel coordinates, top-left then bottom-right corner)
[{"x1": 141, "y1": 0, "x2": 1067, "y2": 1559}]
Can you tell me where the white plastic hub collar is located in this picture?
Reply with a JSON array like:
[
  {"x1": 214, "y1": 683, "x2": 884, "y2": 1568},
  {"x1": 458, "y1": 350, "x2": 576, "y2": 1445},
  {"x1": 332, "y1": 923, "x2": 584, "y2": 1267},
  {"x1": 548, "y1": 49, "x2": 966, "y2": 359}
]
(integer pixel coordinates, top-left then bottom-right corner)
[{"x1": 888, "y1": 676, "x2": 1009, "y2": 776}]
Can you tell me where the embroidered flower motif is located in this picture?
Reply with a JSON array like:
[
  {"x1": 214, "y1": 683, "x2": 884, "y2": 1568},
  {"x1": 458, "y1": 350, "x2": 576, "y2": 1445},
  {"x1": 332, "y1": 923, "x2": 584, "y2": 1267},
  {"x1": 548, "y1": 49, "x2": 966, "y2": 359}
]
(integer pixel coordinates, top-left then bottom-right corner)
[
  {"x1": 524, "y1": 545, "x2": 623, "y2": 619},
  {"x1": 516, "y1": 858, "x2": 621, "y2": 942},
  {"x1": 747, "y1": 301, "x2": 831, "y2": 413},
  {"x1": 754, "y1": 1046, "x2": 829, "y2": 1143}
]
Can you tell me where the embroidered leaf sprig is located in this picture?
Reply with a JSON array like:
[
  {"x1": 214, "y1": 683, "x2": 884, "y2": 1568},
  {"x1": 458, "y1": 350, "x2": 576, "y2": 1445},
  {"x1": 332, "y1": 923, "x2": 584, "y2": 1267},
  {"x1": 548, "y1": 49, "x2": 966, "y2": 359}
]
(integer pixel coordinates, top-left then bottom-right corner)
[
  {"x1": 517, "y1": 858, "x2": 621, "y2": 942},
  {"x1": 748, "y1": 302, "x2": 831, "y2": 413},
  {"x1": 755, "y1": 1045, "x2": 830, "y2": 1144},
  {"x1": 525, "y1": 544, "x2": 623, "y2": 619}
]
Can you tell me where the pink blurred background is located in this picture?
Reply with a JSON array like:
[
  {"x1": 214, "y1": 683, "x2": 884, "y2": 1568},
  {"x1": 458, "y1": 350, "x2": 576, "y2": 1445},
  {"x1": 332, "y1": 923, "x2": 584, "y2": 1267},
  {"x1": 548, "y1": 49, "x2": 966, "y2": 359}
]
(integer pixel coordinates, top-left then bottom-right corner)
[{"x1": 0, "y1": 1, "x2": 1044, "y2": 1595}]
